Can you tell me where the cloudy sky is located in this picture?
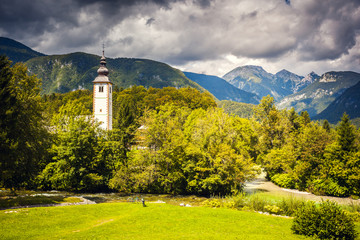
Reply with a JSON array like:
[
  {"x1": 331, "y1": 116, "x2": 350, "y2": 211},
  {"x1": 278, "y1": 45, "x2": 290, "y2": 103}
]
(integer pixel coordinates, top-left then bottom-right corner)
[{"x1": 1, "y1": 0, "x2": 360, "y2": 77}]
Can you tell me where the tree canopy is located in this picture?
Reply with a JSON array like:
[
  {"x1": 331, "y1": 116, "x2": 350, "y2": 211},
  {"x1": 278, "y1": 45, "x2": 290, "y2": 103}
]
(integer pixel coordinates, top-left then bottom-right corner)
[
  {"x1": 0, "y1": 56, "x2": 49, "y2": 190},
  {"x1": 1, "y1": 59, "x2": 360, "y2": 198}
]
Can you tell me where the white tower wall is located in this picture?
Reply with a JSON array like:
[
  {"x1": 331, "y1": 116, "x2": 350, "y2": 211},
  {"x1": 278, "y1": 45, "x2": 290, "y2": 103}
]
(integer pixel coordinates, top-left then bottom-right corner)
[{"x1": 93, "y1": 52, "x2": 112, "y2": 131}]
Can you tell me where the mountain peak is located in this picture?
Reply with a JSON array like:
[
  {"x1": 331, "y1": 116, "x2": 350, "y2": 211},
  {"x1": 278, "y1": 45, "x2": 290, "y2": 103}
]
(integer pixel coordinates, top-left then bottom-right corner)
[
  {"x1": 275, "y1": 69, "x2": 301, "y2": 78},
  {"x1": 276, "y1": 69, "x2": 291, "y2": 74},
  {"x1": 318, "y1": 71, "x2": 360, "y2": 83},
  {"x1": 319, "y1": 72, "x2": 338, "y2": 83},
  {"x1": 223, "y1": 65, "x2": 300, "y2": 101}
]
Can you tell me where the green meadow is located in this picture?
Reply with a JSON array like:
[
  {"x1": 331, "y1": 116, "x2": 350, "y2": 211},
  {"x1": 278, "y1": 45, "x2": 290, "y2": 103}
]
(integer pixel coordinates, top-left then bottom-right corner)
[{"x1": 0, "y1": 202, "x2": 314, "y2": 240}]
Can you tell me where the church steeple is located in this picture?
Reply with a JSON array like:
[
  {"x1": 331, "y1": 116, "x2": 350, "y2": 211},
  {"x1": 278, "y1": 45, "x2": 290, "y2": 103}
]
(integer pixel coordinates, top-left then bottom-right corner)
[
  {"x1": 97, "y1": 47, "x2": 109, "y2": 76},
  {"x1": 93, "y1": 48, "x2": 111, "y2": 83},
  {"x1": 93, "y1": 47, "x2": 113, "y2": 130}
]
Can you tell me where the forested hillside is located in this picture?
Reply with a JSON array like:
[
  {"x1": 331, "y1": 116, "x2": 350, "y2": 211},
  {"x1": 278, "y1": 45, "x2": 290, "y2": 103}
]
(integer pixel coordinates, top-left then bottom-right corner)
[
  {"x1": 26, "y1": 53, "x2": 204, "y2": 95},
  {"x1": 314, "y1": 81, "x2": 360, "y2": 123},
  {"x1": 184, "y1": 71, "x2": 260, "y2": 104},
  {"x1": 218, "y1": 100, "x2": 254, "y2": 119},
  {"x1": 0, "y1": 37, "x2": 45, "y2": 63}
]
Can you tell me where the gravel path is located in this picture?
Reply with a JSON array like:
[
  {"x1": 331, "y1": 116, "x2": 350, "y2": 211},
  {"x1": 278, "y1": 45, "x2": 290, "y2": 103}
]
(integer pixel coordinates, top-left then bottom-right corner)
[{"x1": 244, "y1": 171, "x2": 360, "y2": 205}]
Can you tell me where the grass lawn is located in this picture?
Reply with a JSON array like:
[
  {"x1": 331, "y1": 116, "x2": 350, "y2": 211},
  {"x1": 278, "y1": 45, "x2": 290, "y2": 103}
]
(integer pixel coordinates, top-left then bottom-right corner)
[{"x1": 0, "y1": 202, "x2": 314, "y2": 240}]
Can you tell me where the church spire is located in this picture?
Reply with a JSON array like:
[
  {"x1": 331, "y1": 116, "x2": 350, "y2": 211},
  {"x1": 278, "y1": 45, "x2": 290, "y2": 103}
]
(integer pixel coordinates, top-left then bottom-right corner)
[
  {"x1": 93, "y1": 44, "x2": 113, "y2": 130},
  {"x1": 97, "y1": 45, "x2": 109, "y2": 77}
]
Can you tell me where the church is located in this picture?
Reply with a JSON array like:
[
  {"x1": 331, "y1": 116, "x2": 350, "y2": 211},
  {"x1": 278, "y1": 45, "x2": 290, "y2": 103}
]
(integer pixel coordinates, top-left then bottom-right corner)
[{"x1": 93, "y1": 51, "x2": 113, "y2": 130}]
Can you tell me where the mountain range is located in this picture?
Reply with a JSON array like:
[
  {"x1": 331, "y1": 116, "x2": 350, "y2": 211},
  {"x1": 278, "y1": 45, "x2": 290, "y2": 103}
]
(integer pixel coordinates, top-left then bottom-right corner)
[
  {"x1": 1, "y1": 37, "x2": 205, "y2": 95},
  {"x1": 222, "y1": 65, "x2": 312, "y2": 101},
  {"x1": 26, "y1": 52, "x2": 206, "y2": 95},
  {"x1": 183, "y1": 72, "x2": 260, "y2": 104},
  {"x1": 1, "y1": 36, "x2": 360, "y2": 124},
  {"x1": 277, "y1": 71, "x2": 360, "y2": 117},
  {"x1": 222, "y1": 65, "x2": 360, "y2": 122},
  {"x1": 314, "y1": 80, "x2": 360, "y2": 123}
]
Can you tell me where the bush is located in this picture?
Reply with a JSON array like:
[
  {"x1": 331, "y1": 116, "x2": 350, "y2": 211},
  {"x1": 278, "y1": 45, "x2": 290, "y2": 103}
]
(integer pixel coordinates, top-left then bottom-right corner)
[
  {"x1": 292, "y1": 200, "x2": 357, "y2": 240},
  {"x1": 271, "y1": 173, "x2": 295, "y2": 189},
  {"x1": 202, "y1": 199, "x2": 221, "y2": 208},
  {"x1": 224, "y1": 193, "x2": 247, "y2": 209},
  {"x1": 310, "y1": 179, "x2": 349, "y2": 197},
  {"x1": 247, "y1": 195, "x2": 269, "y2": 212},
  {"x1": 277, "y1": 196, "x2": 303, "y2": 217},
  {"x1": 264, "y1": 205, "x2": 282, "y2": 214}
]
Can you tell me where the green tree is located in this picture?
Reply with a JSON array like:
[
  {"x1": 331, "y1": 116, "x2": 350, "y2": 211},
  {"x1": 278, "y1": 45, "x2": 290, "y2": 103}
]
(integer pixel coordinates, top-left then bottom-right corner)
[
  {"x1": 322, "y1": 119, "x2": 331, "y2": 132},
  {"x1": 110, "y1": 105, "x2": 258, "y2": 196},
  {"x1": 0, "y1": 56, "x2": 49, "y2": 190},
  {"x1": 38, "y1": 101, "x2": 108, "y2": 192},
  {"x1": 294, "y1": 123, "x2": 332, "y2": 190},
  {"x1": 42, "y1": 90, "x2": 92, "y2": 119},
  {"x1": 253, "y1": 96, "x2": 290, "y2": 154},
  {"x1": 337, "y1": 113, "x2": 357, "y2": 153},
  {"x1": 299, "y1": 111, "x2": 311, "y2": 126},
  {"x1": 288, "y1": 108, "x2": 301, "y2": 132},
  {"x1": 312, "y1": 114, "x2": 360, "y2": 196}
]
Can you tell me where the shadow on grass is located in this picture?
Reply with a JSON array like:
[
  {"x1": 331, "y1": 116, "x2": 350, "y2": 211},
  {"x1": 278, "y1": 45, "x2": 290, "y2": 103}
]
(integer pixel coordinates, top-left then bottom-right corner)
[
  {"x1": 0, "y1": 195, "x2": 68, "y2": 209},
  {"x1": 82, "y1": 196, "x2": 108, "y2": 203}
]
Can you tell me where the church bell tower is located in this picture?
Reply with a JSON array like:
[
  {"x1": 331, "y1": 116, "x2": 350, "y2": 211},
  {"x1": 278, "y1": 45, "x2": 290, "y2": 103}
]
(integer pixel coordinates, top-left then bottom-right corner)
[{"x1": 93, "y1": 50, "x2": 112, "y2": 130}]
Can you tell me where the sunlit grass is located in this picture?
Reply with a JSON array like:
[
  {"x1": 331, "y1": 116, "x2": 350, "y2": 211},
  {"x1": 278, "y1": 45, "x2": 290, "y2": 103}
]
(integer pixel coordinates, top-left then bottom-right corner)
[{"x1": 0, "y1": 202, "x2": 314, "y2": 240}]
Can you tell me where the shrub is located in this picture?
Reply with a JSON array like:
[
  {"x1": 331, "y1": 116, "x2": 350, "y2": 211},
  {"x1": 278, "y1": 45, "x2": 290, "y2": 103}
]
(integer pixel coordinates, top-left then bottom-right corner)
[
  {"x1": 310, "y1": 179, "x2": 350, "y2": 197},
  {"x1": 277, "y1": 196, "x2": 303, "y2": 217},
  {"x1": 271, "y1": 173, "x2": 295, "y2": 189},
  {"x1": 264, "y1": 205, "x2": 282, "y2": 214},
  {"x1": 247, "y1": 195, "x2": 269, "y2": 212},
  {"x1": 225, "y1": 193, "x2": 247, "y2": 209},
  {"x1": 292, "y1": 200, "x2": 357, "y2": 240},
  {"x1": 202, "y1": 199, "x2": 221, "y2": 208}
]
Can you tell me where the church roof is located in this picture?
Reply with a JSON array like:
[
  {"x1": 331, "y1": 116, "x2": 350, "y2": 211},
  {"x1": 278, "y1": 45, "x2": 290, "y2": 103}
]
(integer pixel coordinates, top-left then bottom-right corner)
[
  {"x1": 93, "y1": 50, "x2": 112, "y2": 83},
  {"x1": 93, "y1": 75, "x2": 111, "y2": 83}
]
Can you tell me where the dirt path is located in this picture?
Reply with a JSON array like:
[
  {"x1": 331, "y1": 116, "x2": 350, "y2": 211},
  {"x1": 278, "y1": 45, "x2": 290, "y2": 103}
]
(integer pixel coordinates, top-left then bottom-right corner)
[{"x1": 244, "y1": 171, "x2": 360, "y2": 205}]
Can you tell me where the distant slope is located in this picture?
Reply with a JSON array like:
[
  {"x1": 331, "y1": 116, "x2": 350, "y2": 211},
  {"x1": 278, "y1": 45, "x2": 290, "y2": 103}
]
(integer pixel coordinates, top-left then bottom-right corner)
[
  {"x1": 223, "y1": 65, "x2": 280, "y2": 100},
  {"x1": 222, "y1": 65, "x2": 307, "y2": 101},
  {"x1": 184, "y1": 72, "x2": 260, "y2": 104},
  {"x1": 26, "y1": 53, "x2": 205, "y2": 94},
  {"x1": 218, "y1": 100, "x2": 254, "y2": 119},
  {"x1": 274, "y1": 69, "x2": 310, "y2": 93},
  {"x1": 314, "y1": 81, "x2": 360, "y2": 123},
  {"x1": 277, "y1": 71, "x2": 360, "y2": 117},
  {"x1": 0, "y1": 37, "x2": 45, "y2": 63}
]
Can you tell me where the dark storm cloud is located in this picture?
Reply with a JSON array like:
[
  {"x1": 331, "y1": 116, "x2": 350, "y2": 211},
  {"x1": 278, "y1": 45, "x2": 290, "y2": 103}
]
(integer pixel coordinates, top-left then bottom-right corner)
[
  {"x1": 0, "y1": 0, "x2": 153, "y2": 37},
  {"x1": 0, "y1": 0, "x2": 165, "y2": 52},
  {"x1": 1, "y1": 0, "x2": 360, "y2": 76},
  {"x1": 146, "y1": 18, "x2": 156, "y2": 26},
  {"x1": 296, "y1": 0, "x2": 360, "y2": 61},
  {"x1": 0, "y1": 0, "x2": 212, "y2": 35},
  {"x1": 0, "y1": 0, "x2": 214, "y2": 51},
  {"x1": 0, "y1": 0, "x2": 79, "y2": 36}
]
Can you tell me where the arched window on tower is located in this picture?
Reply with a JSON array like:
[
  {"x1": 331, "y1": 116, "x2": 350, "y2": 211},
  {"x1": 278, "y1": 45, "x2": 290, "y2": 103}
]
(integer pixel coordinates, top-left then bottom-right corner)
[{"x1": 99, "y1": 86, "x2": 104, "y2": 92}]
